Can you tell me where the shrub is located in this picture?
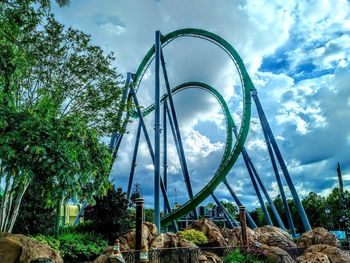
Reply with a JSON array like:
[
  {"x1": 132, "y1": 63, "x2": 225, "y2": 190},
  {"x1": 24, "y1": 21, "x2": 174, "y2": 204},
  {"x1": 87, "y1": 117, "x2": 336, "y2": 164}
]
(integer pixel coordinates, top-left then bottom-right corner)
[
  {"x1": 178, "y1": 229, "x2": 208, "y2": 245},
  {"x1": 57, "y1": 232, "x2": 108, "y2": 261},
  {"x1": 32, "y1": 232, "x2": 108, "y2": 262},
  {"x1": 224, "y1": 249, "x2": 274, "y2": 263},
  {"x1": 84, "y1": 187, "x2": 134, "y2": 243},
  {"x1": 32, "y1": 234, "x2": 60, "y2": 251}
]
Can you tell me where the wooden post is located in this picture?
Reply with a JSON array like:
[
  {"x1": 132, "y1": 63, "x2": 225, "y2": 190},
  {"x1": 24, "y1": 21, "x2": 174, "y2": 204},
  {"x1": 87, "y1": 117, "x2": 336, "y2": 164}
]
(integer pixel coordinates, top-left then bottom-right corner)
[
  {"x1": 239, "y1": 206, "x2": 248, "y2": 249},
  {"x1": 135, "y1": 198, "x2": 148, "y2": 262}
]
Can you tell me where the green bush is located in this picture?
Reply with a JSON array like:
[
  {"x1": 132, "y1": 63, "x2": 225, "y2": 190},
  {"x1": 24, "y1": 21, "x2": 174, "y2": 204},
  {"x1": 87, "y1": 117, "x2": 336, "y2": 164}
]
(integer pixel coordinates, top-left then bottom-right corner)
[
  {"x1": 33, "y1": 232, "x2": 108, "y2": 262},
  {"x1": 58, "y1": 232, "x2": 108, "y2": 261},
  {"x1": 178, "y1": 229, "x2": 208, "y2": 245},
  {"x1": 224, "y1": 249, "x2": 274, "y2": 263},
  {"x1": 32, "y1": 234, "x2": 60, "y2": 251}
]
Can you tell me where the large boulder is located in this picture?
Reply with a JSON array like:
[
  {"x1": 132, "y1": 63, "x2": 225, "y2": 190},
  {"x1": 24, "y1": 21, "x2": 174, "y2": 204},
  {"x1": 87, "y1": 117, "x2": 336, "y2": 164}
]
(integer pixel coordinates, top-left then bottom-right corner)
[
  {"x1": 0, "y1": 233, "x2": 63, "y2": 263},
  {"x1": 255, "y1": 243, "x2": 295, "y2": 263},
  {"x1": 119, "y1": 222, "x2": 158, "y2": 251},
  {"x1": 177, "y1": 233, "x2": 198, "y2": 248},
  {"x1": 304, "y1": 244, "x2": 350, "y2": 263},
  {"x1": 187, "y1": 219, "x2": 227, "y2": 247},
  {"x1": 200, "y1": 251, "x2": 222, "y2": 263},
  {"x1": 150, "y1": 232, "x2": 178, "y2": 249},
  {"x1": 255, "y1": 225, "x2": 296, "y2": 250},
  {"x1": 296, "y1": 252, "x2": 330, "y2": 263},
  {"x1": 297, "y1": 228, "x2": 340, "y2": 248},
  {"x1": 220, "y1": 227, "x2": 261, "y2": 246}
]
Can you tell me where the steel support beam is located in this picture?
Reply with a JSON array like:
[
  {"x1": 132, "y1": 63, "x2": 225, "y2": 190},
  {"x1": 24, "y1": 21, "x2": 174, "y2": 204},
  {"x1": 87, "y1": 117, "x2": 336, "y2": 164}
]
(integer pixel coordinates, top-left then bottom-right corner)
[
  {"x1": 223, "y1": 179, "x2": 257, "y2": 228},
  {"x1": 212, "y1": 193, "x2": 239, "y2": 228},
  {"x1": 260, "y1": 114, "x2": 296, "y2": 237},
  {"x1": 252, "y1": 90, "x2": 311, "y2": 231},
  {"x1": 127, "y1": 120, "x2": 142, "y2": 200},
  {"x1": 110, "y1": 73, "x2": 132, "y2": 159},
  {"x1": 160, "y1": 49, "x2": 197, "y2": 219},
  {"x1": 244, "y1": 155, "x2": 273, "y2": 225},
  {"x1": 129, "y1": 85, "x2": 177, "y2": 232},
  {"x1": 154, "y1": 31, "x2": 161, "y2": 232},
  {"x1": 242, "y1": 148, "x2": 286, "y2": 230},
  {"x1": 163, "y1": 101, "x2": 168, "y2": 214}
]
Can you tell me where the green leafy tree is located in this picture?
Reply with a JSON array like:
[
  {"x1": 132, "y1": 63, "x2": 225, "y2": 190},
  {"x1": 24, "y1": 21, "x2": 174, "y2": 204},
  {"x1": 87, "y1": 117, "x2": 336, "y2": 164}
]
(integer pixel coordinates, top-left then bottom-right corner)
[
  {"x1": 84, "y1": 187, "x2": 134, "y2": 243},
  {"x1": 178, "y1": 229, "x2": 208, "y2": 245},
  {"x1": 0, "y1": 1, "x2": 124, "y2": 232}
]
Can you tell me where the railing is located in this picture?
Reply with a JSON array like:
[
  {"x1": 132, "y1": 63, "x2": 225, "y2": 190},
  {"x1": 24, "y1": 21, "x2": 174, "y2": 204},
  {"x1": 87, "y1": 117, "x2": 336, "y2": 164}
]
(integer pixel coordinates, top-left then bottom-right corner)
[
  {"x1": 120, "y1": 246, "x2": 350, "y2": 263},
  {"x1": 122, "y1": 247, "x2": 201, "y2": 263}
]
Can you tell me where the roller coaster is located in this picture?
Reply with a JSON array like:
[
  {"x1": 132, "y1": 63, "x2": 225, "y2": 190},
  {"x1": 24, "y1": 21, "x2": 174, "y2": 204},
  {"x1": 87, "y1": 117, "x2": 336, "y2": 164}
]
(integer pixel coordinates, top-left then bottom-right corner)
[{"x1": 110, "y1": 29, "x2": 311, "y2": 237}]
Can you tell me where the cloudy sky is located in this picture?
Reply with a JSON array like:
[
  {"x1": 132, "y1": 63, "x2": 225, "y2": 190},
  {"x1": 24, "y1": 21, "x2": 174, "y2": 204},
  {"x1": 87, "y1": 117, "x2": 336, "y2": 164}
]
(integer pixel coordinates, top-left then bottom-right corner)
[{"x1": 53, "y1": 0, "x2": 350, "y2": 211}]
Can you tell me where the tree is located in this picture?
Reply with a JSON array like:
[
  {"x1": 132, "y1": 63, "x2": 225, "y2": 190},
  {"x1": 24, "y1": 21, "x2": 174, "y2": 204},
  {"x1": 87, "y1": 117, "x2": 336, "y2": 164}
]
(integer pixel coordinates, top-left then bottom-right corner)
[
  {"x1": 12, "y1": 178, "x2": 56, "y2": 235},
  {"x1": 0, "y1": 1, "x2": 124, "y2": 232},
  {"x1": 84, "y1": 187, "x2": 135, "y2": 243}
]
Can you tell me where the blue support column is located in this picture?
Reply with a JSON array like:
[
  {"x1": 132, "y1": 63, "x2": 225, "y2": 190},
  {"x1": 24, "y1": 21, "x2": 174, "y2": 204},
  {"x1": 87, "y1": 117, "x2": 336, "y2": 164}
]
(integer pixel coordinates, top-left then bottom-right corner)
[
  {"x1": 129, "y1": 85, "x2": 177, "y2": 232},
  {"x1": 242, "y1": 148, "x2": 286, "y2": 230},
  {"x1": 252, "y1": 90, "x2": 311, "y2": 231},
  {"x1": 211, "y1": 193, "x2": 239, "y2": 228},
  {"x1": 127, "y1": 120, "x2": 142, "y2": 200},
  {"x1": 110, "y1": 73, "x2": 132, "y2": 158},
  {"x1": 163, "y1": 101, "x2": 168, "y2": 214},
  {"x1": 160, "y1": 50, "x2": 197, "y2": 219},
  {"x1": 244, "y1": 154, "x2": 273, "y2": 225},
  {"x1": 223, "y1": 179, "x2": 257, "y2": 228},
  {"x1": 154, "y1": 31, "x2": 161, "y2": 232},
  {"x1": 260, "y1": 115, "x2": 296, "y2": 237}
]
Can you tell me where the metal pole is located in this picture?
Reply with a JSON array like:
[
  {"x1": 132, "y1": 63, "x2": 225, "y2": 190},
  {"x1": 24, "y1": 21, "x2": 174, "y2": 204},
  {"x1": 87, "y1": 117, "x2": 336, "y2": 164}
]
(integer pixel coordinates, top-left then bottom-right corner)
[
  {"x1": 239, "y1": 206, "x2": 248, "y2": 248},
  {"x1": 211, "y1": 193, "x2": 239, "y2": 227},
  {"x1": 241, "y1": 147, "x2": 286, "y2": 230},
  {"x1": 129, "y1": 87, "x2": 172, "y2": 213},
  {"x1": 260, "y1": 116, "x2": 296, "y2": 237},
  {"x1": 164, "y1": 102, "x2": 198, "y2": 218},
  {"x1": 160, "y1": 50, "x2": 197, "y2": 219},
  {"x1": 154, "y1": 30, "x2": 161, "y2": 232},
  {"x1": 127, "y1": 120, "x2": 142, "y2": 200},
  {"x1": 163, "y1": 101, "x2": 168, "y2": 214},
  {"x1": 223, "y1": 179, "x2": 257, "y2": 228},
  {"x1": 252, "y1": 90, "x2": 311, "y2": 231},
  {"x1": 337, "y1": 162, "x2": 350, "y2": 245},
  {"x1": 242, "y1": 149, "x2": 273, "y2": 225},
  {"x1": 110, "y1": 72, "x2": 132, "y2": 159}
]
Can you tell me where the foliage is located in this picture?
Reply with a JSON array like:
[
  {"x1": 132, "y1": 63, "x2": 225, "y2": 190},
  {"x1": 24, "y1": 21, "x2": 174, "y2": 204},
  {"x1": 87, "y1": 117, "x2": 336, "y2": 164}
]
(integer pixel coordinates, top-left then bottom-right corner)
[
  {"x1": 58, "y1": 232, "x2": 107, "y2": 261},
  {"x1": 223, "y1": 249, "x2": 274, "y2": 263},
  {"x1": 32, "y1": 232, "x2": 107, "y2": 262},
  {"x1": 178, "y1": 229, "x2": 208, "y2": 245},
  {"x1": 12, "y1": 180, "x2": 55, "y2": 235},
  {"x1": 84, "y1": 187, "x2": 134, "y2": 243},
  {"x1": 145, "y1": 208, "x2": 155, "y2": 223},
  {"x1": 32, "y1": 234, "x2": 60, "y2": 251},
  {"x1": 0, "y1": 0, "x2": 124, "y2": 232},
  {"x1": 257, "y1": 188, "x2": 350, "y2": 233}
]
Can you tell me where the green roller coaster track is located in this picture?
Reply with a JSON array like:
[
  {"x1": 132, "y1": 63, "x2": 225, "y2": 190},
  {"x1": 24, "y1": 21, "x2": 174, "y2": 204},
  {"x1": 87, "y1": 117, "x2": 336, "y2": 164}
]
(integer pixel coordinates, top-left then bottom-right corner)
[{"x1": 128, "y1": 28, "x2": 254, "y2": 227}]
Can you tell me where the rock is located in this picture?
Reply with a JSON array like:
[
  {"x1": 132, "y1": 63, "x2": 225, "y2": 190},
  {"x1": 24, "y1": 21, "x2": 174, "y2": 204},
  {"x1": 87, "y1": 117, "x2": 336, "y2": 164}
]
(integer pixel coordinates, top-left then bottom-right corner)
[
  {"x1": 297, "y1": 227, "x2": 340, "y2": 248},
  {"x1": 0, "y1": 236, "x2": 22, "y2": 263},
  {"x1": 200, "y1": 251, "x2": 222, "y2": 263},
  {"x1": 177, "y1": 236, "x2": 198, "y2": 248},
  {"x1": 255, "y1": 225, "x2": 296, "y2": 249},
  {"x1": 150, "y1": 232, "x2": 178, "y2": 249},
  {"x1": 197, "y1": 254, "x2": 208, "y2": 262},
  {"x1": 220, "y1": 227, "x2": 261, "y2": 246},
  {"x1": 0, "y1": 233, "x2": 63, "y2": 263},
  {"x1": 93, "y1": 254, "x2": 109, "y2": 263},
  {"x1": 305, "y1": 244, "x2": 350, "y2": 263},
  {"x1": 255, "y1": 243, "x2": 295, "y2": 263},
  {"x1": 296, "y1": 252, "x2": 330, "y2": 263},
  {"x1": 118, "y1": 222, "x2": 158, "y2": 251},
  {"x1": 187, "y1": 219, "x2": 227, "y2": 247}
]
